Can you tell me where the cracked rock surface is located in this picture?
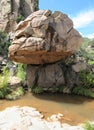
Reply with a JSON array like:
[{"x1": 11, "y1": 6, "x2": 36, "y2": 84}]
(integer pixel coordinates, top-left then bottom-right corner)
[{"x1": 0, "y1": 106, "x2": 84, "y2": 130}]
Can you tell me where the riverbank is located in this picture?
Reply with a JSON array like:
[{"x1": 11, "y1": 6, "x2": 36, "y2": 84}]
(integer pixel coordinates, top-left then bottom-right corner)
[
  {"x1": 0, "y1": 92, "x2": 94, "y2": 126},
  {"x1": 0, "y1": 106, "x2": 84, "y2": 130}
]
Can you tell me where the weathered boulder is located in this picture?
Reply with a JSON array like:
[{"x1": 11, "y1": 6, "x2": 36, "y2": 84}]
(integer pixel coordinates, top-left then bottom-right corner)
[
  {"x1": 26, "y1": 63, "x2": 81, "y2": 93},
  {"x1": 9, "y1": 10, "x2": 82, "y2": 64},
  {"x1": 27, "y1": 64, "x2": 65, "y2": 91},
  {"x1": 72, "y1": 62, "x2": 87, "y2": 72}
]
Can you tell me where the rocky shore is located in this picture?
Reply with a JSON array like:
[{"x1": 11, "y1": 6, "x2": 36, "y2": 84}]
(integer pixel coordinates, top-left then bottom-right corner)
[{"x1": 0, "y1": 106, "x2": 84, "y2": 130}]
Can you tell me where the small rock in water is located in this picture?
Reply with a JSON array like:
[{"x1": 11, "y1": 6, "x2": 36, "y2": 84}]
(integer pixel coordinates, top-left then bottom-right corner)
[{"x1": 48, "y1": 113, "x2": 63, "y2": 121}]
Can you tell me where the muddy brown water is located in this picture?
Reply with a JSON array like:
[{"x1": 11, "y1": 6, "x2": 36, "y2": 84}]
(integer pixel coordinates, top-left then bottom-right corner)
[{"x1": 0, "y1": 92, "x2": 94, "y2": 125}]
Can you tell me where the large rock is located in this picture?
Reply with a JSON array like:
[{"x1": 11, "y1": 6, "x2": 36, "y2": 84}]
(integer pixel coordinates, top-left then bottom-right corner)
[
  {"x1": 9, "y1": 10, "x2": 82, "y2": 64},
  {"x1": 27, "y1": 64, "x2": 65, "y2": 90},
  {"x1": 72, "y1": 62, "x2": 87, "y2": 72},
  {"x1": 26, "y1": 63, "x2": 80, "y2": 92},
  {"x1": 0, "y1": 106, "x2": 84, "y2": 130}
]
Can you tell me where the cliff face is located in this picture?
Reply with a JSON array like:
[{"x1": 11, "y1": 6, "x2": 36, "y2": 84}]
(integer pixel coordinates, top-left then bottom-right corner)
[{"x1": 0, "y1": 0, "x2": 39, "y2": 32}]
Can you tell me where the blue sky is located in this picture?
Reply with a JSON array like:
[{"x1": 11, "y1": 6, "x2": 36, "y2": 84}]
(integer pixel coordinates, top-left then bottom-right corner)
[{"x1": 39, "y1": 0, "x2": 94, "y2": 38}]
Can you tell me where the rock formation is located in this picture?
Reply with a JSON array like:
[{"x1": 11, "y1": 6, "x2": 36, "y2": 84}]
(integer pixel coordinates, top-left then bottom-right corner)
[
  {"x1": 8, "y1": 10, "x2": 85, "y2": 93},
  {"x1": 9, "y1": 10, "x2": 82, "y2": 64},
  {"x1": 0, "y1": 106, "x2": 83, "y2": 130},
  {"x1": 26, "y1": 63, "x2": 80, "y2": 92},
  {"x1": 0, "y1": 0, "x2": 39, "y2": 32}
]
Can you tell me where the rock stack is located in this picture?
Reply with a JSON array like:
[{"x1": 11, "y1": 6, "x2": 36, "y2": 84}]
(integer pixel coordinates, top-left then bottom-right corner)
[{"x1": 9, "y1": 10, "x2": 83, "y2": 92}]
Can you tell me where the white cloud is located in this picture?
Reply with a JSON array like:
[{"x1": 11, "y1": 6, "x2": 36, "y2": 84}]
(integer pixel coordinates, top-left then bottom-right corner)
[
  {"x1": 85, "y1": 33, "x2": 94, "y2": 39},
  {"x1": 72, "y1": 10, "x2": 94, "y2": 29}
]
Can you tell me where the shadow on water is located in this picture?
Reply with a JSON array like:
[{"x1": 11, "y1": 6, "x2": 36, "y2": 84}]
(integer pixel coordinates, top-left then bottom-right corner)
[
  {"x1": 0, "y1": 92, "x2": 94, "y2": 125},
  {"x1": 33, "y1": 92, "x2": 93, "y2": 105},
  {"x1": 32, "y1": 92, "x2": 94, "y2": 124}
]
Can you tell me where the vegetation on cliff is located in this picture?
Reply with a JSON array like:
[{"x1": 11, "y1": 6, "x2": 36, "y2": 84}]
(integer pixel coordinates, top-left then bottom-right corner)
[
  {"x1": 0, "y1": 31, "x2": 11, "y2": 56},
  {"x1": 0, "y1": 67, "x2": 25, "y2": 100}
]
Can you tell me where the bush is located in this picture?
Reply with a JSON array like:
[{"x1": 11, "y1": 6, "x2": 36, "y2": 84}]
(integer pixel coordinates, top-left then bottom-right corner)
[
  {"x1": 0, "y1": 66, "x2": 10, "y2": 88},
  {"x1": 0, "y1": 66, "x2": 12, "y2": 98},
  {"x1": 79, "y1": 71, "x2": 94, "y2": 88},
  {"x1": 83, "y1": 121, "x2": 94, "y2": 130},
  {"x1": 5, "y1": 87, "x2": 24, "y2": 100},
  {"x1": 78, "y1": 37, "x2": 94, "y2": 62},
  {"x1": 31, "y1": 86, "x2": 43, "y2": 94},
  {"x1": 0, "y1": 66, "x2": 25, "y2": 99},
  {"x1": 16, "y1": 15, "x2": 25, "y2": 23},
  {"x1": 0, "y1": 31, "x2": 11, "y2": 56},
  {"x1": 72, "y1": 86, "x2": 94, "y2": 98},
  {"x1": 88, "y1": 60, "x2": 94, "y2": 65},
  {"x1": 72, "y1": 69, "x2": 94, "y2": 98},
  {"x1": 16, "y1": 63, "x2": 27, "y2": 82}
]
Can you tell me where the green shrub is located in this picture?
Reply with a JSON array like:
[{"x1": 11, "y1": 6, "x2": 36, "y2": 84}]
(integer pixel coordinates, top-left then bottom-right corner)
[
  {"x1": 16, "y1": 15, "x2": 25, "y2": 23},
  {"x1": 83, "y1": 121, "x2": 94, "y2": 130},
  {"x1": 0, "y1": 87, "x2": 12, "y2": 99},
  {"x1": 0, "y1": 66, "x2": 10, "y2": 88},
  {"x1": 59, "y1": 86, "x2": 65, "y2": 93},
  {"x1": 0, "y1": 66, "x2": 25, "y2": 99},
  {"x1": 31, "y1": 86, "x2": 43, "y2": 94},
  {"x1": 77, "y1": 37, "x2": 94, "y2": 64},
  {"x1": 79, "y1": 71, "x2": 94, "y2": 88},
  {"x1": 72, "y1": 86, "x2": 94, "y2": 98},
  {"x1": 51, "y1": 87, "x2": 59, "y2": 93},
  {"x1": 5, "y1": 87, "x2": 24, "y2": 100},
  {"x1": 16, "y1": 63, "x2": 26, "y2": 82},
  {"x1": 88, "y1": 60, "x2": 94, "y2": 65},
  {"x1": 0, "y1": 66, "x2": 12, "y2": 98},
  {"x1": 0, "y1": 31, "x2": 11, "y2": 56}
]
